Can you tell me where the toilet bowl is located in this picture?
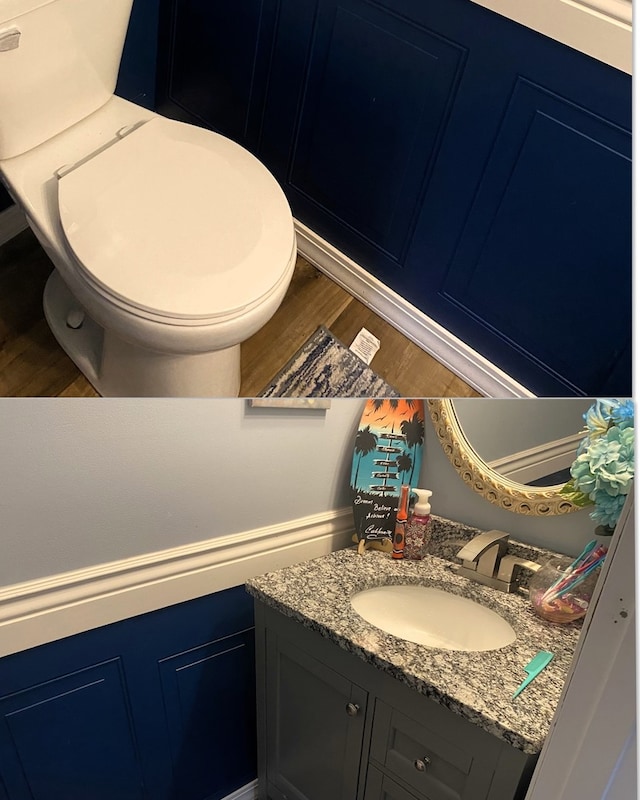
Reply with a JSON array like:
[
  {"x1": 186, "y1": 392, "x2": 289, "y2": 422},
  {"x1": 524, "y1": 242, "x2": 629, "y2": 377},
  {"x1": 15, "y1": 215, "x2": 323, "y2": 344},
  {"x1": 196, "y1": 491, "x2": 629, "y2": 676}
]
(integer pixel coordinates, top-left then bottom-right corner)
[{"x1": 0, "y1": 0, "x2": 296, "y2": 396}]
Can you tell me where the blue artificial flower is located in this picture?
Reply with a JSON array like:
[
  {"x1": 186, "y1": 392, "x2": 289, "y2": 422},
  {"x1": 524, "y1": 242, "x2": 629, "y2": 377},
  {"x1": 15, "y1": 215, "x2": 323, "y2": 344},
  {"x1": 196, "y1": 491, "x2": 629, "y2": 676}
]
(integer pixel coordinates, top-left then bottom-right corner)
[
  {"x1": 609, "y1": 399, "x2": 635, "y2": 430},
  {"x1": 589, "y1": 491, "x2": 627, "y2": 528},
  {"x1": 566, "y1": 399, "x2": 634, "y2": 529},
  {"x1": 570, "y1": 452, "x2": 597, "y2": 495}
]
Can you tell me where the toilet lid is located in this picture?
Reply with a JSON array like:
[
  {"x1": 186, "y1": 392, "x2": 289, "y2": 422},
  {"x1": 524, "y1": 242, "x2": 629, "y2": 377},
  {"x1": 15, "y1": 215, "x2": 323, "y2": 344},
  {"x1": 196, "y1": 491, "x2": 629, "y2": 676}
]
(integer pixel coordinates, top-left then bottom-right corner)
[{"x1": 57, "y1": 117, "x2": 294, "y2": 320}]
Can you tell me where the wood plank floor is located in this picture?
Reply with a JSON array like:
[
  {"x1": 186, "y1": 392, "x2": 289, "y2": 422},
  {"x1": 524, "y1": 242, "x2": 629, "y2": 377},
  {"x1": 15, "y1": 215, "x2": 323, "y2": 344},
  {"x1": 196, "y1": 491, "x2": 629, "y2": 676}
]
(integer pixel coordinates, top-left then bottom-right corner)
[{"x1": 0, "y1": 228, "x2": 480, "y2": 398}]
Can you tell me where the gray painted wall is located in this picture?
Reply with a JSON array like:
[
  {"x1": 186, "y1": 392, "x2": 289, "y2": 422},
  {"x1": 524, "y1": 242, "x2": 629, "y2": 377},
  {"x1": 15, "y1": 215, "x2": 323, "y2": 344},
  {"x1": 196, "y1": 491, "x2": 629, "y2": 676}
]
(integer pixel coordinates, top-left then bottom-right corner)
[
  {"x1": 0, "y1": 399, "x2": 360, "y2": 587},
  {"x1": 0, "y1": 398, "x2": 595, "y2": 589}
]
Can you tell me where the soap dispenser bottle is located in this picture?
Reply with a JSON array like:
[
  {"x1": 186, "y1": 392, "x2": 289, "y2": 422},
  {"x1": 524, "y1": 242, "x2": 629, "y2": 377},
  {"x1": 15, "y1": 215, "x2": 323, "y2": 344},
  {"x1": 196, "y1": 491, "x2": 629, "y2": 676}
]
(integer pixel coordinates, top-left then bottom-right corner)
[{"x1": 404, "y1": 489, "x2": 433, "y2": 560}]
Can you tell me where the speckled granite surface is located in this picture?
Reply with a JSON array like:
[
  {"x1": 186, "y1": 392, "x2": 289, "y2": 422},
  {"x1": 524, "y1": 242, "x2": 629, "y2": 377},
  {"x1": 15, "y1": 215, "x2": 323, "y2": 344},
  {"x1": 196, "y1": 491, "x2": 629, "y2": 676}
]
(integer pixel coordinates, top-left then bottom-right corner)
[{"x1": 246, "y1": 542, "x2": 583, "y2": 755}]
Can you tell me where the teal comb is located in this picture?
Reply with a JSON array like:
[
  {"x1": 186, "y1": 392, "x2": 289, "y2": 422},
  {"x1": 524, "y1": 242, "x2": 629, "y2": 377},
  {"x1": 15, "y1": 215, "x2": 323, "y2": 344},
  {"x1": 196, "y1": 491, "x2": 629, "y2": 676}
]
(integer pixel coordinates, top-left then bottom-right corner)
[{"x1": 512, "y1": 651, "x2": 554, "y2": 698}]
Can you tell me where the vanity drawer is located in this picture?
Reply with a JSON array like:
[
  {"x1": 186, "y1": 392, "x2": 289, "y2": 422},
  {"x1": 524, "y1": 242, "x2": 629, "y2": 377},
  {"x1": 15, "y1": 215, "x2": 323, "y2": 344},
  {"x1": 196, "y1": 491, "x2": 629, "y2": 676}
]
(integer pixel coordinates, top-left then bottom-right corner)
[{"x1": 370, "y1": 700, "x2": 499, "y2": 800}]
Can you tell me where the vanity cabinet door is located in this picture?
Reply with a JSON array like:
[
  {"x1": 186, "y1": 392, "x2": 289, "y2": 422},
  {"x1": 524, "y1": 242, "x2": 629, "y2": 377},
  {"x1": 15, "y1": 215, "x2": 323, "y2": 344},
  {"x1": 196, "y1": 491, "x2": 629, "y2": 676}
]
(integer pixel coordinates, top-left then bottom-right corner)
[{"x1": 265, "y1": 632, "x2": 368, "y2": 800}]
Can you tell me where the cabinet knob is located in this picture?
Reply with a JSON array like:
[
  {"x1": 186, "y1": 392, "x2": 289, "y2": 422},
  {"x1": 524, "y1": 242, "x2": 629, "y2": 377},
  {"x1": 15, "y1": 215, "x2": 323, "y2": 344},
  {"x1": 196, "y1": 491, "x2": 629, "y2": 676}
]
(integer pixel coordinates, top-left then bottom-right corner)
[
  {"x1": 345, "y1": 702, "x2": 360, "y2": 716},
  {"x1": 414, "y1": 756, "x2": 431, "y2": 772}
]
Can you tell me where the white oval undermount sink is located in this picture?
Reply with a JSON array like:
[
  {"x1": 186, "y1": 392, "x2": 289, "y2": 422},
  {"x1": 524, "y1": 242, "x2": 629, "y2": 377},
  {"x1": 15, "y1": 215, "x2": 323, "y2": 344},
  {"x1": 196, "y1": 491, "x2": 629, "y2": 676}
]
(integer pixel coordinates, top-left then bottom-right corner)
[{"x1": 350, "y1": 584, "x2": 516, "y2": 652}]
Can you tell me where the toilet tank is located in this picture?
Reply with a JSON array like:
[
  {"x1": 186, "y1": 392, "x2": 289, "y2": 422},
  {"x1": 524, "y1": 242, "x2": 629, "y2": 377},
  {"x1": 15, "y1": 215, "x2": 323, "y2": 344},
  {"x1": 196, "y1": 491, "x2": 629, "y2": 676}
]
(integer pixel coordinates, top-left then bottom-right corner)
[{"x1": 0, "y1": 0, "x2": 134, "y2": 160}]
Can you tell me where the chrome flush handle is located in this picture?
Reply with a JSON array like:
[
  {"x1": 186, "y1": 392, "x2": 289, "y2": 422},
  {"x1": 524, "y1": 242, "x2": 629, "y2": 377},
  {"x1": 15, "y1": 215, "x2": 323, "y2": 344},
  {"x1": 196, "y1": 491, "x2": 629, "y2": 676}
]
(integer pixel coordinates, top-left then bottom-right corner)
[{"x1": 0, "y1": 28, "x2": 20, "y2": 51}]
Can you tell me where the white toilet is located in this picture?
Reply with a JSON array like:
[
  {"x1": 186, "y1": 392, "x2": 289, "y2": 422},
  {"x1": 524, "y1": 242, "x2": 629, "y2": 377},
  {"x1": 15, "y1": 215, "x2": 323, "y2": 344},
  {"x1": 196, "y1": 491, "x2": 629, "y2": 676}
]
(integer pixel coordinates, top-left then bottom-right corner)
[{"x1": 0, "y1": 0, "x2": 297, "y2": 396}]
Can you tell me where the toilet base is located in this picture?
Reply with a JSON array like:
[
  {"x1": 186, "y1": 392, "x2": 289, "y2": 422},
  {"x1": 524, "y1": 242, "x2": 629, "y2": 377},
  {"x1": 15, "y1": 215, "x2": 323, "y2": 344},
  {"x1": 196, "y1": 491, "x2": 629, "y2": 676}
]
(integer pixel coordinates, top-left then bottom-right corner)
[{"x1": 43, "y1": 270, "x2": 242, "y2": 397}]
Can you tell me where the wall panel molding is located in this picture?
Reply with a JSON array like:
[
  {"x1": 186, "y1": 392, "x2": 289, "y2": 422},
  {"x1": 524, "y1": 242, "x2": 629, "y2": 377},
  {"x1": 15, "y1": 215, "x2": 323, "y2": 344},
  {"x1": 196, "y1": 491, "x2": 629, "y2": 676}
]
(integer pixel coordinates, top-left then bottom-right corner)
[
  {"x1": 294, "y1": 219, "x2": 533, "y2": 398},
  {"x1": 288, "y1": 0, "x2": 467, "y2": 259},
  {"x1": 0, "y1": 657, "x2": 146, "y2": 798},
  {"x1": 0, "y1": 509, "x2": 354, "y2": 658}
]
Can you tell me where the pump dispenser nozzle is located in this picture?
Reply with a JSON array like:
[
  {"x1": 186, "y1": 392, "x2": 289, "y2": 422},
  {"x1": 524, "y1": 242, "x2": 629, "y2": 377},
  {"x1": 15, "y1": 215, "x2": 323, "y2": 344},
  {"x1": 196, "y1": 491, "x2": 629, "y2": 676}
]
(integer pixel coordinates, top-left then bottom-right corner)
[
  {"x1": 412, "y1": 488, "x2": 432, "y2": 516},
  {"x1": 405, "y1": 488, "x2": 433, "y2": 560}
]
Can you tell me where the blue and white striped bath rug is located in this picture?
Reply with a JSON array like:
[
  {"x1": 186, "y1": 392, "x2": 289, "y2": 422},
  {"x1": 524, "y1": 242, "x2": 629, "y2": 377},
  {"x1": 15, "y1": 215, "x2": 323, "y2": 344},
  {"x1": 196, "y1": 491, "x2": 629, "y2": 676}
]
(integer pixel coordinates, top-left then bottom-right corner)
[{"x1": 259, "y1": 326, "x2": 399, "y2": 398}]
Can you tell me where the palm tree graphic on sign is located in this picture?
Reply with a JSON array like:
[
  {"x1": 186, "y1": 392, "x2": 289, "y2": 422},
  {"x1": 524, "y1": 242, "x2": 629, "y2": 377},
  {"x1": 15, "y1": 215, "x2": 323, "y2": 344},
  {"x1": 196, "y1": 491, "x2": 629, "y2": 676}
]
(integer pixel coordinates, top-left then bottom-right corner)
[
  {"x1": 400, "y1": 412, "x2": 425, "y2": 484},
  {"x1": 353, "y1": 425, "x2": 378, "y2": 488},
  {"x1": 396, "y1": 452, "x2": 413, "y2": 484}
]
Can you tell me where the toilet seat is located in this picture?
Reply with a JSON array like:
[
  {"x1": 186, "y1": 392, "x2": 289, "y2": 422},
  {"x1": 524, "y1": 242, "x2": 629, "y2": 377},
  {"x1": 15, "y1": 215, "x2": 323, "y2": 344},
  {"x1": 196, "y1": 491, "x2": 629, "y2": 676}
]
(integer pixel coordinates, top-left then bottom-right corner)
[{"x1": 57, "y1": 116, "x2": 295, "y2": 324}]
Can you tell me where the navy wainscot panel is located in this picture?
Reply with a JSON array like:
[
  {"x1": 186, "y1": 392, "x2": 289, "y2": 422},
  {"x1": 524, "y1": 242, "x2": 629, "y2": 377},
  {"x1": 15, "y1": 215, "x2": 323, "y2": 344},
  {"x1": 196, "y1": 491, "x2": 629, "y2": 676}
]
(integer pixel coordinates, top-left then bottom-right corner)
[
  {"x1": 0, "y1": 586, "x2": 256, "y2": 800},
  {"x1": 435, "y1": 78, "x2": 631, "y2": 396},
  {"x1": 265, "y1": 0, "x2": 632, "y2": 395},
  {"x1": 402, "y1": 5, "x2": 631, "y2": 396},
  {"x1": 117, "y1": 0, "x2": 162, "y2": 109},
  {"x1": 0, "y1": 660, "x2": 146, "y2": 800},
  {"x1": 155, "y1": 0, "x2": 281, "y2": 151},
  {"x1": 154, "y1": 0, "x2": 631, "y2": 395},
  {"x1": 0, "y1": 189, "x2": 12, "y2": 214},
  {"x1": 285, "y1": 0, "x2": 467, "y2": 262}
]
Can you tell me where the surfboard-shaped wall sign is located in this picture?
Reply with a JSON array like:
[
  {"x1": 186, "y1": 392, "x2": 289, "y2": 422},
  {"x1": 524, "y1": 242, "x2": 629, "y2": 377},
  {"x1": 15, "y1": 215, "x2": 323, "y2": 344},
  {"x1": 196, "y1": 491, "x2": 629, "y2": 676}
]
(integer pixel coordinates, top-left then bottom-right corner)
[{"x1": 350, "y1": 399, "x2": 425, "y2": 544}]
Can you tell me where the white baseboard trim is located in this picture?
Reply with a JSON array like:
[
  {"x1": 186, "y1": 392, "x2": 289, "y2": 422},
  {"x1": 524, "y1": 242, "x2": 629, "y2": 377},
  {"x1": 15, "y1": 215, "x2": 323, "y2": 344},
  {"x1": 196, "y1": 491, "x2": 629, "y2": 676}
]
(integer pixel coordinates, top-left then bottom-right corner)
[
  {"x1": 222, "y1": 780, "x2": 258, "y2": 800},
  {"x1": 0, "y1": 203, "x2": 28, "y2": 247},
  {"x1": 0, "y1": 508, "x2": 354, "y2": 659},
  {"x1": 294, "y1": 220, "x2": 534, "y2": 399}
]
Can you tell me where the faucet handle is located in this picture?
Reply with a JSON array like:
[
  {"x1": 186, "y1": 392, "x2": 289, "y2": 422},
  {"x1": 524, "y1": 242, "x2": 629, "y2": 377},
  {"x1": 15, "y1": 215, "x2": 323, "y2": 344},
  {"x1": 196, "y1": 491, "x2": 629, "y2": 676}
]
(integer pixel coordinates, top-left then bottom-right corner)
[
  {"x1": 456, "y1": 530, "x2": 510, "y2": 563},
  {"x1": 496, "y1": 555, "x2": 541, "y2": 586}
]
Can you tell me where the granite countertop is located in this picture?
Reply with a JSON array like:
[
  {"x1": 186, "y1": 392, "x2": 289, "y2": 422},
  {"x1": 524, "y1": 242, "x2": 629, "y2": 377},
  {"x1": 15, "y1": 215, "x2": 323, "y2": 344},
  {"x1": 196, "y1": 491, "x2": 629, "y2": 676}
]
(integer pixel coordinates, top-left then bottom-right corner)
[{"x1": 246, "y1": 543, "x2": 583, "y2": 755}]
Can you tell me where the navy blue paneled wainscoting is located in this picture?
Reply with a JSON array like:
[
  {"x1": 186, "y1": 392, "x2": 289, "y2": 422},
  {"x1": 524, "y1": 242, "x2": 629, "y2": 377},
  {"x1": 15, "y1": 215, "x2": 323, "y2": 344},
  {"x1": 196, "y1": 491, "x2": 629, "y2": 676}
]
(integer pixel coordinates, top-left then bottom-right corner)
[
  {"x1": 0, "y1": 190, "x2": 12, "y2": 216},
  {"x1": 0, "y1": 586, "x2": 256, "y2": 800},
  {"x1": 117, "y1": 0, "x2": 162, "y2": 109},
  {"x1": 156, "y1": 0, "x2": 631, "y2": 396}
]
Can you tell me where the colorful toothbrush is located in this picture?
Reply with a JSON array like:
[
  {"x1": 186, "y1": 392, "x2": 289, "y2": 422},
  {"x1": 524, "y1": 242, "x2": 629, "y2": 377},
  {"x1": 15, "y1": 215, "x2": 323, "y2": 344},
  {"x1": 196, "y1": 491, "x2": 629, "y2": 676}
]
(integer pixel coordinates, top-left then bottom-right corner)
[
  {"x1": 567, "y1": 539, "x2": 598, "y2": 571},
  {"x1": 541, "y1": 546, "x2": 607, "y2": 603},
  {"x1": 548, "y1": 556, "x2": 606, "y2": 600},
  {"x1": 512, "y1": 651, "x2": 554, "y2": 698}
]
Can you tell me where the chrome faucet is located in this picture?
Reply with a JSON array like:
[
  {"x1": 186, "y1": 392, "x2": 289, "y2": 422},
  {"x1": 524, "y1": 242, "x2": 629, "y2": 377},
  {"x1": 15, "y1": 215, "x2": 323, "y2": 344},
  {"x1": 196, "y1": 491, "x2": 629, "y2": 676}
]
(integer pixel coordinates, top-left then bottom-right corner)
[{"x1": 455, "y1": 530, "x2": 540, "y2": 593}]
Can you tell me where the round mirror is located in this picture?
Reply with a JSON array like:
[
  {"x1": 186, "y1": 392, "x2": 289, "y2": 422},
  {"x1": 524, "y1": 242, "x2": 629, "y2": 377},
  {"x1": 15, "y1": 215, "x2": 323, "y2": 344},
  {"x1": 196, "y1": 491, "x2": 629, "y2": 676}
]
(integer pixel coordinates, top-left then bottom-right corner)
[{"x1": 427, "y1": 399, "x2": 586, "y2": 516}]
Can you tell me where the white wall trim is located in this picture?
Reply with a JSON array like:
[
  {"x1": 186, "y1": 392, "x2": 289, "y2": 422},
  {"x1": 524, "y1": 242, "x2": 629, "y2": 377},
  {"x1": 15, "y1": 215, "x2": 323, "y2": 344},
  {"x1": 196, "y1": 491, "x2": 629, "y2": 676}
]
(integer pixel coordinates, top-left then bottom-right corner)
[
  {"x1": 0, "y1": 203, "x2": 27, "y2": 247},
  {"x1": 222, "y1": 780, "x2": 258, "y2": 800},
  {"x1": 470, "y1": 0, "x2": 632, "y2": 74},
  {"x1": 524, "y1": 494, "x2": 635, "y2": 799},
  {"x1": 294, "y1": 219, "x2": 534, "y2": 399},
  {"x1": 0, "y1": 508, "x2": 354, "y2": 659},
  {"x1": 488, "y1": 432, "x2": 583, "y2": 484}
]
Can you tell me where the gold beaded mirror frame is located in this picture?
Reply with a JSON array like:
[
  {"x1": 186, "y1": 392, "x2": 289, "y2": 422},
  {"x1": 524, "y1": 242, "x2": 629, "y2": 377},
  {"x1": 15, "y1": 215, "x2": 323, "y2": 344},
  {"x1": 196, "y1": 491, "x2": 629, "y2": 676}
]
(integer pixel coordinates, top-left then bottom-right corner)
[{"x1": 427, "y1": 399, "x2": 581, "y2": 516}]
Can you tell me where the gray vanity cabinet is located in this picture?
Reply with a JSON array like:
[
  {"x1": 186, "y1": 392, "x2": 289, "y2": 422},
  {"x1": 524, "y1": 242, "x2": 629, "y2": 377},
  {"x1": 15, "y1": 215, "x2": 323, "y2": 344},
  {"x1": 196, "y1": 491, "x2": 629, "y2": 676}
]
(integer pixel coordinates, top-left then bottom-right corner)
[
  {"x1": 263, "y1": 630, "x2": 368, "y2": 800},
  {"x1": 255, "y1": 602, "x2": 537, "y2": 800}
]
